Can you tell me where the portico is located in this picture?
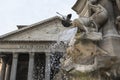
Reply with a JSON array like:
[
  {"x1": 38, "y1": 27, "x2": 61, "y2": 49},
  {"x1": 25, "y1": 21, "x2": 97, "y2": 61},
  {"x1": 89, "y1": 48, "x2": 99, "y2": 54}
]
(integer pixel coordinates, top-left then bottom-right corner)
[{"x1": 0, "y1": 16, "x2": 68, "y2": 80}]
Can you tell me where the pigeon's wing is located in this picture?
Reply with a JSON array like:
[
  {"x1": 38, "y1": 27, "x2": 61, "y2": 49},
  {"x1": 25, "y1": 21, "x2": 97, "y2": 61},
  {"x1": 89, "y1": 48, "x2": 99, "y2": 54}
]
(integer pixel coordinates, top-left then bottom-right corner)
[{"x1": 67, "y1": 14, "x2": 72, "y2": 20}]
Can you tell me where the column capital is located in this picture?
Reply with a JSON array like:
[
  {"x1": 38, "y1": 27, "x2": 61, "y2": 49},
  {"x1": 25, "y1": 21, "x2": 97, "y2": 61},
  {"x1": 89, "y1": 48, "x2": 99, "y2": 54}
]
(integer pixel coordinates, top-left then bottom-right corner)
[
  {"x1": 12, "y1": 53, "x2": 18, "y2": 59},
  {"x1": 45, "y1": 53, "x2": 51, "y2": 56},
  {"x1": 29, "y1": 52, "x2": 35, "y2": 58}
]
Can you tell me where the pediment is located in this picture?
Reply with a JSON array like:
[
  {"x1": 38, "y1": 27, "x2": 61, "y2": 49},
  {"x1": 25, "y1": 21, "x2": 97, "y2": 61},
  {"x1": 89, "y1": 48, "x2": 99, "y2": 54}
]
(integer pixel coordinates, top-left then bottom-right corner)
[{"x1": 0, "y1": 16, "x2": 71, "y2": 41}]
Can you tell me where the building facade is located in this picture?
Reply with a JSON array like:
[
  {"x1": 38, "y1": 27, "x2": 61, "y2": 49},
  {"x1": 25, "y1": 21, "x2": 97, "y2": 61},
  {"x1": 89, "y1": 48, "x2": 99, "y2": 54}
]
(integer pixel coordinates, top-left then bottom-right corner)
[{"x1": 0, "y1": 16, "x2": 70, "y2": 80}]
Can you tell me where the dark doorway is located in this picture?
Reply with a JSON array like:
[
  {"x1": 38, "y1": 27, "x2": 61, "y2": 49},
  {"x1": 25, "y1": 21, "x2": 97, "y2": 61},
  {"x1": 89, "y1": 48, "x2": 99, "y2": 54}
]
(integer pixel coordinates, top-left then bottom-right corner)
[
  {"x1": 50, "y1": 52, "x2": 63, "y2": 80},
  {"x1": 33, "y1": 53, "x2": 45, "y2": 80},
  {"x1": 16, "y1": 54, "x2": 29, "y2": 80}
]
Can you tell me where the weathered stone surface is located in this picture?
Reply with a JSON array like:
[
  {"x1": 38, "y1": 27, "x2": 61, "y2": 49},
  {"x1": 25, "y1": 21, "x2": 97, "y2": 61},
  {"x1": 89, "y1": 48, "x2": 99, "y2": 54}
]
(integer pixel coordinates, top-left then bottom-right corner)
[
  {"x1": 0, "y1": 0, "x2": 120, "y2": 80},
  {"x1": 54, "y1": 0, "x2": 120, "y2": 80},
  {"x1": 0, "y1": 16, "x2": 71, "y2": 41},
  {"x1": 0, "y1": 41, "x2": 66, "y2": 53}
]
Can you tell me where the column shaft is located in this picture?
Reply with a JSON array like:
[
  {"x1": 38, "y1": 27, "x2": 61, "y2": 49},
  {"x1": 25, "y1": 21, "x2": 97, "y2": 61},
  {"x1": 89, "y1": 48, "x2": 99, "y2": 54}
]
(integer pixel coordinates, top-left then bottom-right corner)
[
  {"x1": 45, "y1": 53, "x2": 51, "y2": 80},
  {"x1": 5, "y1": 64, "x2": 11, "y2": 80},
  {"x1": 0, "y1": 57, "x2": 6, "y2": 80},
  {"x1": 27, "y1": 53, "x2": 34, "y2": 80},
  {"x1": 10, "y1": 54, "x2": 18, "y2": 80}
]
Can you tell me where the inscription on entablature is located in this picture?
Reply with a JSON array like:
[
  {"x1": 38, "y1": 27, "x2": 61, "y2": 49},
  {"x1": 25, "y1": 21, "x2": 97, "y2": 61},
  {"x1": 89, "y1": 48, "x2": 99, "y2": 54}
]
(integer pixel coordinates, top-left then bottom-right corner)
[
  {"x1": 19, "y1": 45, "x2": 50, "y2": 49},
  {"x1": 0, "y1": 42, "x2": 67, "y2": 50},
  {"x1": 0, "y1": 42, "x2": 67, "y2": 52}
]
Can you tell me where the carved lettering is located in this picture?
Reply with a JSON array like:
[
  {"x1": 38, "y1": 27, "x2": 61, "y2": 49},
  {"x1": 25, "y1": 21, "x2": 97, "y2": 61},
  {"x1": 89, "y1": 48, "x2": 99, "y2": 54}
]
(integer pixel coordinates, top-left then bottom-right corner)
[
  {"x1": 0, "y1": 43, "x2": 66, "y2": 53},
  {"x1": 19, "y1": 45, "x2": 49, "y2": 49}
]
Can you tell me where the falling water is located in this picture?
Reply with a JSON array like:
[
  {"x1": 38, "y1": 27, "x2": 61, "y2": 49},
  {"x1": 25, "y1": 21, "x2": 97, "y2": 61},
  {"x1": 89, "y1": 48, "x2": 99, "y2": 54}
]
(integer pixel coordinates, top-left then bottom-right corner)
[
  {"x1": 49, "y1": 27, "x2": 78, "y2": 79},
  {"x1": 57, "y1": 27, "x2": 78, "y2": 42},
  {"x1": 50, "y1": 27, "x2": 78, "y2": 53},
  {"x1": 33, "y1": 54, "x2": 45, "y2": 80},
  {"x1": 33, "y1": 27, "x2": 77, "y2": 80}
]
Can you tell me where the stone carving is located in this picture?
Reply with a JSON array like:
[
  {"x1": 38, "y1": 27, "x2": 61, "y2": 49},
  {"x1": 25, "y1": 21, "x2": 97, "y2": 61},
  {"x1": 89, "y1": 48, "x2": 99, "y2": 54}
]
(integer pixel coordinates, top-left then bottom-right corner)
[
  {"x1": 72, "y1": 18, "x2": 102, "y2": 40},
  {"x1": 116, "y1": 16, "x2": 120, "y2": 34},
  {"x1": 61, "y1": 57, "x2": 98, "y2": 73},
  {"x1": 54, "y1": 54, "x2": 118, "y2": 80},
  {"x1": 116, "y1": 0, "x2": 120, "y2": 12},
  {"x1": 60, "y1": 1, "x2": 108, "y2": 41},
  {"x1": 54, "y1": 0, "x2": 120, "y2": 80},
  {"x1": 89, "y1": 3, "x2": 108, "y2": 29},
  {"x1": 61, "y1": 0, "x2": 108, "y2": 31}
]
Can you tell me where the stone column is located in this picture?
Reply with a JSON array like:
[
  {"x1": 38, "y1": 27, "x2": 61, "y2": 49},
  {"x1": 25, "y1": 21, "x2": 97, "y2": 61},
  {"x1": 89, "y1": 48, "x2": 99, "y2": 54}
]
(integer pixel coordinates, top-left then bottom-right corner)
[
  {"x1": 0, "y1": 57, "x2": 6, "y2": 80},
  {"x1": 27, "y1": 53, "x2": 34, "y2": 80},
  {"x1": 45, "y1": 53, "x2": 51, "y2": 80},
  {"x1": 10, "y1": 53, "x2": 18, "y2": 80},
  {"x1": 5, "y1": 63, "x2": 11, "y2": 80}
]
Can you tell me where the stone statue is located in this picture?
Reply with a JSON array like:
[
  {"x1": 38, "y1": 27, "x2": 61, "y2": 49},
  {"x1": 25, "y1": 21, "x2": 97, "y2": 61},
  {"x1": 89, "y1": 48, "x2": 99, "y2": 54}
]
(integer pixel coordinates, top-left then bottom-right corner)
[
  {"x1": 55, "y1": 10, "x2": 109, "y2": 80},
  {"x1": 61, "y1": 1, "x2": 108, "y2": 37},
  {"x1": 54, "y1": 0, "x2": 120, "y2": 80},
  {"x1": 89, "y1": 4, "x2": 108, "y2": 29}
]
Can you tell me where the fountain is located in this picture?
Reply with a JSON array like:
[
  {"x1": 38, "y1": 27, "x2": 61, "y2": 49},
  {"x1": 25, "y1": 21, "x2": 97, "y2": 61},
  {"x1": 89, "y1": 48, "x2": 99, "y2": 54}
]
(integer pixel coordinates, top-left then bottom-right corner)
[
  {"x1": 52, "y1": 0, "x2": 120, "y2": 80},
  {"x1": 14, "y1": 0, "x2": 120, "y2": 80},
  {"x1": 1, "y1": 0, "x2": 120, "y2": 80}
]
